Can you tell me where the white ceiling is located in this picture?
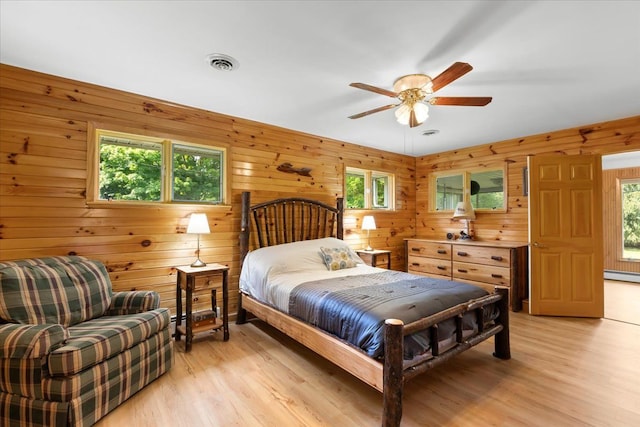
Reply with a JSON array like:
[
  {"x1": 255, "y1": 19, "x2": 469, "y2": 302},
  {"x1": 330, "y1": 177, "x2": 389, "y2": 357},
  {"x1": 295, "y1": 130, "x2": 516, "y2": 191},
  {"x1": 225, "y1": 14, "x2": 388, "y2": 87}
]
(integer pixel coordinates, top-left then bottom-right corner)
[{"x1": 1, "y1": 1, "x2": 639, "y2": 157}]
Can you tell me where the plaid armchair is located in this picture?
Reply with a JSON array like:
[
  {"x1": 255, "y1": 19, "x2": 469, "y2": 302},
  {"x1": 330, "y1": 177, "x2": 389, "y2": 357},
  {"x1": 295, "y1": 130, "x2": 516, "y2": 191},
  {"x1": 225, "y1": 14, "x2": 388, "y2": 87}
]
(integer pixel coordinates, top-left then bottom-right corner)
[{"x1": 0, "y1": 256, "x2": 173, "y2": 427}]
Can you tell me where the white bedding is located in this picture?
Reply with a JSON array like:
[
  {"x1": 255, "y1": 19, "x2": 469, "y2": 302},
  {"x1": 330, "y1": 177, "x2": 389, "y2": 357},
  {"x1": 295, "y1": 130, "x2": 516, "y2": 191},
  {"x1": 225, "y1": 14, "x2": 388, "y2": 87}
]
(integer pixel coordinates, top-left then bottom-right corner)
[{"x1": 239, "y1": 237, "x2": 381, "y2": 312}]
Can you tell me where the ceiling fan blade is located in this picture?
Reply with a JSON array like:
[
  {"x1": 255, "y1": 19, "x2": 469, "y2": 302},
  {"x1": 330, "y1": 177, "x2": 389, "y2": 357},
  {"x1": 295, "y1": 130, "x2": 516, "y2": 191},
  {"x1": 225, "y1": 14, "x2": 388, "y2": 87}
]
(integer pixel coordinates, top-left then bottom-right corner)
[
  {"x1": 429, "y1": 96, "x2": 492, "y2": 106},
  {"x1": 348, "y1": 104, "x2": 398, "y2": 119},
  {"x1": 430, "y1": 62, "x2": 474, "y2": 92},
  {"x1": 349, "y1": 82, "x2": 398, "y2": 98}
]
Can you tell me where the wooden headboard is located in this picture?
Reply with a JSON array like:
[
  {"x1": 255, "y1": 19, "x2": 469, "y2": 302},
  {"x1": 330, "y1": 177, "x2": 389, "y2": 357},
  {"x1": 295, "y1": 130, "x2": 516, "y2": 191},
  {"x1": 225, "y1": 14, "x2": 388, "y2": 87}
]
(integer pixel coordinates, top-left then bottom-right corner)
[{"x1": 239, "y1": 192, "x2": 344, "y2": 263}]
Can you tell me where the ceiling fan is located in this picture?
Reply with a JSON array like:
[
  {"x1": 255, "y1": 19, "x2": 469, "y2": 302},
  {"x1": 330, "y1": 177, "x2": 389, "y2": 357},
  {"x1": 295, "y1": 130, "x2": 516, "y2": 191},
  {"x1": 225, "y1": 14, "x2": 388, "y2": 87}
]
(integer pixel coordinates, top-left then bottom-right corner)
[{"x1": 348, "y1": 62, "x2": 492, "y2": 128}]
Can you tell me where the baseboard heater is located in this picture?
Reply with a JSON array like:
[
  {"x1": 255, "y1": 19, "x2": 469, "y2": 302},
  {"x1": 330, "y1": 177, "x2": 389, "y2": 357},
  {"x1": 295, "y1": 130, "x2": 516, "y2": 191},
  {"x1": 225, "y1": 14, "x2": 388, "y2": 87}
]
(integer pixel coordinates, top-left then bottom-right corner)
[{"x1": 604, "y1": 270, "x2": 640, "y2": 283}]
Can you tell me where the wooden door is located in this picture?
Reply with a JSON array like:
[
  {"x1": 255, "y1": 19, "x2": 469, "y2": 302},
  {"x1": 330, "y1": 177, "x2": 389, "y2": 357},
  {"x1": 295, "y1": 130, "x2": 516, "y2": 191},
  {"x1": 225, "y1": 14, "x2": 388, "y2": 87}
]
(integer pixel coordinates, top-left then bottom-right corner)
[{"x1": 529, "y1": 154, "x2": 604, "y2": 317}]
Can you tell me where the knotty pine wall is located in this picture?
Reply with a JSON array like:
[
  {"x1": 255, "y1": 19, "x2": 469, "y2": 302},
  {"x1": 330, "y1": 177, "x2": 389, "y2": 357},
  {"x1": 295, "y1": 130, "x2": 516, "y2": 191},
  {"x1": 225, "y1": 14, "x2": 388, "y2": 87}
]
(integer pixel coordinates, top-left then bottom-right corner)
[
  {"x1": 602, "y1": 167, "x2": 640, "y2": 274},
  {"x1": 415, "y1": 115, "x2": 640, "y2": 245},
  {"x1": 0, "y1": 64, "x2": 416, "y2": 316}
]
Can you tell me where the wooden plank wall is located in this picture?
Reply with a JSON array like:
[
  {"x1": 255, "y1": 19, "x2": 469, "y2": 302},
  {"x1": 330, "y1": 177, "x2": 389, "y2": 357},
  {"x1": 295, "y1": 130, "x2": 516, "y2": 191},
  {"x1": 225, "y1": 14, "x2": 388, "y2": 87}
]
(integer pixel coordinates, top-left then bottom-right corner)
[
  {"x1": 415, "y1": 116, "x2": 640, "y2": 243},
  {"x1": 0, "y1": 64, "x2": 416, "y2": 316},
  {"x1": 602, "y1": 167, "x2": 640, "y2": 273}
]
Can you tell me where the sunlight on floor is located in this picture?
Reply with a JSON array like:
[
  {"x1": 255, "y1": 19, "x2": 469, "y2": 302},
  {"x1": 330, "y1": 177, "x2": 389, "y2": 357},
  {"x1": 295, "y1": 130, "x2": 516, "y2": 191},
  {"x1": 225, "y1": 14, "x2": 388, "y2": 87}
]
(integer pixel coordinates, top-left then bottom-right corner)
[{"x1": 604, "y1": 280, "x2": 640, "y2": 325}]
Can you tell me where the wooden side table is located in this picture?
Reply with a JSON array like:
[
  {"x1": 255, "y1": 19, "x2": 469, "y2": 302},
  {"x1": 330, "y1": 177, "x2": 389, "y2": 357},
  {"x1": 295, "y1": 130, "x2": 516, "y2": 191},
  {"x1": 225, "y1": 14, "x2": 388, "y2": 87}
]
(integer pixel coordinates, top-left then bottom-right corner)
[
  {"x1": 356, "y1": 249, "x2": 392, "y2": 269},
  {"x1": 175, "y1": 263, "x2": 229, "y2": 352}
]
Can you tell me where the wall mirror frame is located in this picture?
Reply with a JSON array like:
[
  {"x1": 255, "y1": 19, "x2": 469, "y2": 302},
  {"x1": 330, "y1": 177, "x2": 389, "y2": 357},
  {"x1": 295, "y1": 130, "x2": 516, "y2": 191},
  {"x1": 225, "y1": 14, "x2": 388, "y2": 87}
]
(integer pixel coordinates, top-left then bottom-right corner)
[{"x1": 430, "y1": 163, "x2": 508, "y2": 213}]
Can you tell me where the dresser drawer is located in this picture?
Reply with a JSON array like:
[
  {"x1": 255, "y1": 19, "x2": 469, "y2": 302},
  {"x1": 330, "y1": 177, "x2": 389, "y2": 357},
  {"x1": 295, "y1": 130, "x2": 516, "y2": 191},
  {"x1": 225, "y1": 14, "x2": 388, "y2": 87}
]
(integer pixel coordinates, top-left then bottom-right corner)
[
  {"x1": 452, "y1": 261, "x2": 511, "y2": 286},
  {"x1": 407, "y1": 241, "x2": 451, "y2": 260},
  {"x1": 408, "y1": 255, "x2": 451, "y2": 277},
  {"x1": 452, "y1": 245, "x2": 511, "y2": 267}
]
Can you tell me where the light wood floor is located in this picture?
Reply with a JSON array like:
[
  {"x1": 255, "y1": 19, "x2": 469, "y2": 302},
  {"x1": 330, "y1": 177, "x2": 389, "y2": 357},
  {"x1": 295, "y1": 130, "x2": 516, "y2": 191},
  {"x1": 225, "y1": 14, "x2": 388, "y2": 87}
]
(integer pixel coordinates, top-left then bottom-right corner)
[
  {"x1": 605, "y1": 279, "x2": 640, "y2": 325},
  {"x1": 95, "y1": 312, "x2": 640, "y2": 427}
]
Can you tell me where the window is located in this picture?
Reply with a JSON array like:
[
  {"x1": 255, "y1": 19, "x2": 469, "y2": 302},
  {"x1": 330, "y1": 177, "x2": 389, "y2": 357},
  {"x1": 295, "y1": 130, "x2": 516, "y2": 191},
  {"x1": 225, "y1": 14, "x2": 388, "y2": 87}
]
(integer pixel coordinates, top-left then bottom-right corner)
[
  {"x1": 621, "y1": 179, "x2": 640, "y2": 260},
  {"x1": 90, "y1": 129, "x2": 225, "y2": 205},
  {"x1": 345, "y1": 167, "x2": 394, "y2": 210},
  {"x1": 431, "y1": 165, "x2": 506, "y2": 212}
]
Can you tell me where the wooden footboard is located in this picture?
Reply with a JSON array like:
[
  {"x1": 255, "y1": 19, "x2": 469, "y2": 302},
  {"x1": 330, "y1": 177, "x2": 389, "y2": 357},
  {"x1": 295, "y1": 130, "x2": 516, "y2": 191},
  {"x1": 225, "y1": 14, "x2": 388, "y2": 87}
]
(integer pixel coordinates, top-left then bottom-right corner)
[
  {"x1": 237, "y1": 287, "x2": 510, "y2": 427},
  {"x1": 382, "y1": 286, "x2": 510, "y2": 426}
]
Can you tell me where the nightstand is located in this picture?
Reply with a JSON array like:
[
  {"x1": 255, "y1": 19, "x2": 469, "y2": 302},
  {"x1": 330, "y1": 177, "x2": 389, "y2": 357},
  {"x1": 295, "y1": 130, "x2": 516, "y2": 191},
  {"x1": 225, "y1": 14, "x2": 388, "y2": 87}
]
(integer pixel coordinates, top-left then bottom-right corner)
[
  {"x1": 356, "y1": 249, "x2": 391, "y2": 269},
  {"x1": 175, "y1": 263, "x2": 229, "y2": 352}
]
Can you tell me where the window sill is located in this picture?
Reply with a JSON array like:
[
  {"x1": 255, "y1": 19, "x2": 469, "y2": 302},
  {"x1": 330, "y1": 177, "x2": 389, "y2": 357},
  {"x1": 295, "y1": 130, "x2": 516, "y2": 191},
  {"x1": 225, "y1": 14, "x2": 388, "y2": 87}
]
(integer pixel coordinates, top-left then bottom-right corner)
[{"x1": 86, "y1": 200, "x2": 232, "y2": 211}]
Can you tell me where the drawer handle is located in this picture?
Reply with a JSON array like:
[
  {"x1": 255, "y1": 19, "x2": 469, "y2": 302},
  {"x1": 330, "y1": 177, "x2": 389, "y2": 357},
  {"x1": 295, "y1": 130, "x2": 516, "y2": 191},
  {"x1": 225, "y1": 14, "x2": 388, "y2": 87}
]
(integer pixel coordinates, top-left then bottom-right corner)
[
  {"x1": 457, "y1": 251, "x2": 468, "y2": 257},
  {"x1": 437, "y1": 266, "x2": 446, "y2": 270},
  {"x1": 437, "y1": 249, "x2": 447, "y2": 254},
  {"x1": 491, "y1": 274, "x2": 503, "y2": 278},
  {"x1": 411, "y1": 247, "x2": 421, "y2": 252},
  {"x1": 457, "y1": 269, "x2": 468, "y2": 273},
  {"x1": 411, "y1": 262, "x2": 420, "y2": 266},
  {"x1": 491, "y1": 255, "x2": 503, "y2": 261}
]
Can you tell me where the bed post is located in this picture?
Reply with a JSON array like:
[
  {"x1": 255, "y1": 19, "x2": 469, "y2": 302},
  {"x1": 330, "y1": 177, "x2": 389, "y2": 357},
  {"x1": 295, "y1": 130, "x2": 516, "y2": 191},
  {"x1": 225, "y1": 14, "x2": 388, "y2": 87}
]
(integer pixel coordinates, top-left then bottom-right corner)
[
  {"x1": 382, "y1": 319, "x2": 404, "y2": 427},
  {"x1": 493, "y1": 287, "x2": 511, "y2": 360},
  {"x1": 336, "y1": 197, "x2": 344, "y2": 239},
  {"x1": 237, "y1": 191, "x2": 251, "y2": 324}
]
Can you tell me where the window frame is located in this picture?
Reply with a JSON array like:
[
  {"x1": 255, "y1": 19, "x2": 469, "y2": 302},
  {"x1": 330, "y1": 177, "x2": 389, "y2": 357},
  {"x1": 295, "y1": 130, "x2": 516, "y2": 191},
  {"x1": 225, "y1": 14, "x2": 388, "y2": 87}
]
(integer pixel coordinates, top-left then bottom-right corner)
[
  {"x1": 620, "y1": 177, "x2": 640, "y2": 262},
  {"x1": 345, "y1": 166, "x2": 395, "y2": 210},
  {"x1": 87, "y1": 126, "x2": 228, "y2": 207},
  {"x1": 429, "y1": 164, "x2": 507, "y2": 213}
]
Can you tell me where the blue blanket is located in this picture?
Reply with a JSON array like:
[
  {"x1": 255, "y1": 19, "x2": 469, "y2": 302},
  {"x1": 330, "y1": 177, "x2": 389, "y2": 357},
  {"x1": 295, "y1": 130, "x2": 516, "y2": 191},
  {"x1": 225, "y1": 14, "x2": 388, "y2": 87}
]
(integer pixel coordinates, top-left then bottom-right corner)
[{"x1": 288, "y1": 271, "x2": 492, "y2": 359}]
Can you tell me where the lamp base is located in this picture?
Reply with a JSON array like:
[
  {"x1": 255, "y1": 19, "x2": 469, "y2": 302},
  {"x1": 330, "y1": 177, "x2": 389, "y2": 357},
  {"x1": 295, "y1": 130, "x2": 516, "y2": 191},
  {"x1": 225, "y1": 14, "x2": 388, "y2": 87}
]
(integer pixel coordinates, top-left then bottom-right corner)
[
  {"x1": 190, "y1": 258, "x2": 207, "y2": 268},
  {"x1": 365, "y1": 246, "x2": 373, "y2": 251}
]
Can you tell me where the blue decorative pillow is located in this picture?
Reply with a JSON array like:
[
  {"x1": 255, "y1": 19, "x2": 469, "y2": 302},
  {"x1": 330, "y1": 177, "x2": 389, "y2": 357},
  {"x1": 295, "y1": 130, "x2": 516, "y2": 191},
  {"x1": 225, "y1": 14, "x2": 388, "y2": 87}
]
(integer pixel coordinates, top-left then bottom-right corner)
[{"x1": 319, "y1": 247, "x2": 359, "y2": 271}]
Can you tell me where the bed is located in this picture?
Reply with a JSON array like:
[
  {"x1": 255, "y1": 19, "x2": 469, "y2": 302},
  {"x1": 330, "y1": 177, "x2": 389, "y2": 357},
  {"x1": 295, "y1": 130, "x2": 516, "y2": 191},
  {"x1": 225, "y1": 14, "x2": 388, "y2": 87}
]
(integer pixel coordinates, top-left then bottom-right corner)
[{"x1": 237, "y1": 192, "x2": 510, "y2": 427}]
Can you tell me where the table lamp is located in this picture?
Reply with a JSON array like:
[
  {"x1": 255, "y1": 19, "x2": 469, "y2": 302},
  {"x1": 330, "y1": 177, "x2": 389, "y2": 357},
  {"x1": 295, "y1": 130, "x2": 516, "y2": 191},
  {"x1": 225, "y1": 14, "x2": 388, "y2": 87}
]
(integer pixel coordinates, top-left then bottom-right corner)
[
  {"x1": 362, "y1": 215, "x2": 376, "y2": 251},
  {"x1": 452, "y1": 201, "x2": 476, "y2": 240},
  {"x1": 187, "y1": 213, "x2": 210, "y2": 267}
]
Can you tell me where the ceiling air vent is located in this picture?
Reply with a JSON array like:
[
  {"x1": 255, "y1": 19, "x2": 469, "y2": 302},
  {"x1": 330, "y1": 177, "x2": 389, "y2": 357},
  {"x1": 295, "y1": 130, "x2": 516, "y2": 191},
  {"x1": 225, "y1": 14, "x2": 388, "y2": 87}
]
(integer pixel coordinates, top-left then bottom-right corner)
[
  {"x1": 422, "y1": 129, "x2": 440, "y2": 136},
  {"x1": 205, "y1": 53, "x2": 238, "y2": 71}
]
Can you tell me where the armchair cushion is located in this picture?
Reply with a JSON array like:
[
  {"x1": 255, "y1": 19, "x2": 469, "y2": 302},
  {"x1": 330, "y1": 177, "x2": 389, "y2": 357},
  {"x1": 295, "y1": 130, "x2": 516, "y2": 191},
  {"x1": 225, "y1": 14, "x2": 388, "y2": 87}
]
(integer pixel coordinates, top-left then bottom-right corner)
[
  {"x1": 0, "y1": 256, "x2": 112, "y2": 327},
  {"x1": 47, "y1": 308, "x2": 170, "y2": 376}
]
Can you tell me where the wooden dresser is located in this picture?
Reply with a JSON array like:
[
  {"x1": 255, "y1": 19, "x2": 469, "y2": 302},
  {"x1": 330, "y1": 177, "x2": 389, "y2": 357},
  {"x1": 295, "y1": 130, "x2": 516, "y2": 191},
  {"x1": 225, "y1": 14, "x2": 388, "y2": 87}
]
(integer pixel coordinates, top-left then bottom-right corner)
[{"x1": 405, "y1": 239, "x2": 529, "y2": 311}]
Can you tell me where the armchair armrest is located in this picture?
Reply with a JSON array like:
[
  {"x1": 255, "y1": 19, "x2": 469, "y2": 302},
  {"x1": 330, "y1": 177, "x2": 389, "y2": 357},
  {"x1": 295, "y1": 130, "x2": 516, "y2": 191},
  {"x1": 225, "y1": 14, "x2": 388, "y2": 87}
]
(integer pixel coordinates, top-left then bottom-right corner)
[
  {"x1": 107, "y1": 291, "x2": 161, "y2": 315},
  {"x1": 0, "y1": 323, "x2": 68, "y2": 359}
]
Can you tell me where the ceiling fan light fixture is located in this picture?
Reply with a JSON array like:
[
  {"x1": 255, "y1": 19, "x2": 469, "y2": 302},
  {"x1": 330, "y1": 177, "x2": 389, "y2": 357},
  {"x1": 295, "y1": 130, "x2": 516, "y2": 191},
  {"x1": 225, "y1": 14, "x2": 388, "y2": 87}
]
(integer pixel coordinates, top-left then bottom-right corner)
[
  {"x1": 393, "y1": 74, "x2": 432, "y2": 93},
  {"x1": 413, "y1": 102, "x2": 429, "y2": 123},
  {"x1": 395, "y1": 104, "x2": 412, "y2": 125},
  {"x1": 396, "y1": 102, "x2": 428, "y2": 126}
]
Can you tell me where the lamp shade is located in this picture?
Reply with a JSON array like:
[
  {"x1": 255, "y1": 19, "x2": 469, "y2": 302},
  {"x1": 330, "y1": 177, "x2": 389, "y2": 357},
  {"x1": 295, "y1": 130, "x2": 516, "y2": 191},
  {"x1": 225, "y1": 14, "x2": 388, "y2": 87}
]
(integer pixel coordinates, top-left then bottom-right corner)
[
  {"x1": 395, "y1": 104, "x2": 411, "y2": 125},
  {"x1": 187, "y1": 213, "x2": 210, "y2": 234},
  {"x1": 413, "y1": 102, "x2": 429, "y2": 123},
  {"x1": 362, "y1": 215, "x2": 377, "y2": 230},
  {"x1": 452, "y1": 201, "x2": 476, "y2": 220}
]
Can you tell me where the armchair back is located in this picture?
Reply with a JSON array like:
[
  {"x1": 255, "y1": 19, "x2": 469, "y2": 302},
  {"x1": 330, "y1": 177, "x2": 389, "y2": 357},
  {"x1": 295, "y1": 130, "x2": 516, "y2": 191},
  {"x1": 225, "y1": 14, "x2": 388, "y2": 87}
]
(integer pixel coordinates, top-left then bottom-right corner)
[{"x1": 0, "y1": 256, "x2": 113, "y2": 327}]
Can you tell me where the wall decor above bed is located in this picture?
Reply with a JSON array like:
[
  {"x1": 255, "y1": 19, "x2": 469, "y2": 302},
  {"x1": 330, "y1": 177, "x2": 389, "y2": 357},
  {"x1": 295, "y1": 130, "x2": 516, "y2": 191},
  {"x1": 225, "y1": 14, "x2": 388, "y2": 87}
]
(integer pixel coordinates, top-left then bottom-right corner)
[
  {"x1": 236, "y1": 191, "x2": 511, "y2": 427},
  {"x1": 277, "y1": 162, "x2": 312, "y2": 177}
]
